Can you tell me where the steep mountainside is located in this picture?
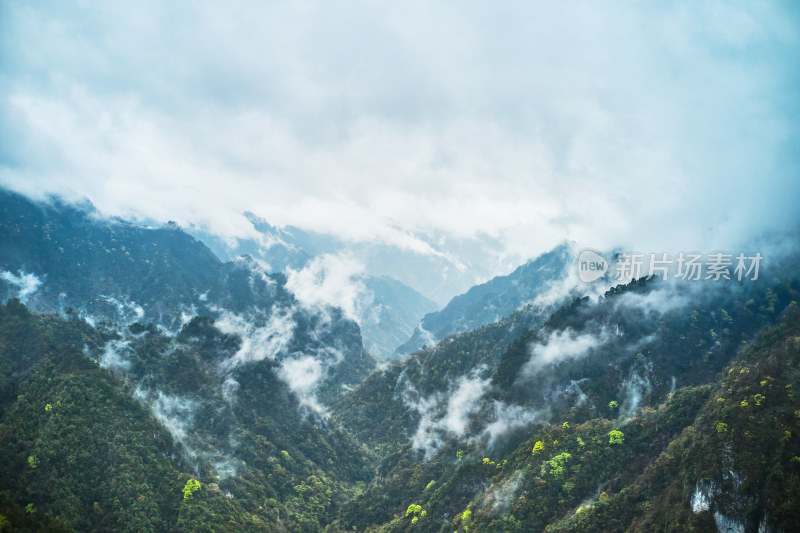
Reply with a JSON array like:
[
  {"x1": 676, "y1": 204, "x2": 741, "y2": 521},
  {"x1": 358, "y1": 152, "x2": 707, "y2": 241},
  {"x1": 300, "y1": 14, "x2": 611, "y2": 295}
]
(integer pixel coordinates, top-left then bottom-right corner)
[
  {"x1": 0, "y1": 189, "x2": 376, "y2": 404},
  {"x1": 0, "y1": 299, "x2": 373, "y2": 532},
  {"x1": 333, "y1": 304, "x2": 549, "y2": 452},
  {"x1": 329, "y1": 277, "x2": 799, "y2": 532}
]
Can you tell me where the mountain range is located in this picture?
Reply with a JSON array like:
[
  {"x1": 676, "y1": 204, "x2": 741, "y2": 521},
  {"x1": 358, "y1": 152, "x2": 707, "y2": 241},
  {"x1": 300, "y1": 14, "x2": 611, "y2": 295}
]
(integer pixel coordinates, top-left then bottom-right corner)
[{"x1": 1, "y1": 188, "x2": 799, "y2": 532}]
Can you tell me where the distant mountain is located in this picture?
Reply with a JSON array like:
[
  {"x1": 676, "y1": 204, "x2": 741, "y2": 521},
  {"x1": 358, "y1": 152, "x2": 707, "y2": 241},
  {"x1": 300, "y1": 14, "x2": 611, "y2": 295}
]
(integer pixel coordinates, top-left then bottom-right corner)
[
  {"x1": 189, "y1": 212, "x2": 512, "y2": 307},
  {"x1": 0, "y1": 190, "x2": 223, "y2": 326},
  {"x1": 190, "y1": 213, "x2": 440, "y2": 359},
  {"x1": 190, "y1": 213, "x2": 317, "y2": 273},
  {"x1": 358, "y1": 276, "x2": 438, "y2": 360},
  {"x1": 395, "y1": 242, "x2": 574, "y2": 356}
]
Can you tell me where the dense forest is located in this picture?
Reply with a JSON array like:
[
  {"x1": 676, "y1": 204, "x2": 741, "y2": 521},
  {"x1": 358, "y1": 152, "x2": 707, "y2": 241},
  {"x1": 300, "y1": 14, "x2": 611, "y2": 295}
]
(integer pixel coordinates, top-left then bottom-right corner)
[{"x1": 1, "y1": 190, "x2": 799, "y2": 531}]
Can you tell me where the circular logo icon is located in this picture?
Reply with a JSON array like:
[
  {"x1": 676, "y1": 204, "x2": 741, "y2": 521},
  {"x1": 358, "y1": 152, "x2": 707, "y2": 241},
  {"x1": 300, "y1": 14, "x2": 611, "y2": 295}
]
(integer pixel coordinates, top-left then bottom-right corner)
[{"x1": 577, "y1": 249, "x2": 608, "y2": 282}]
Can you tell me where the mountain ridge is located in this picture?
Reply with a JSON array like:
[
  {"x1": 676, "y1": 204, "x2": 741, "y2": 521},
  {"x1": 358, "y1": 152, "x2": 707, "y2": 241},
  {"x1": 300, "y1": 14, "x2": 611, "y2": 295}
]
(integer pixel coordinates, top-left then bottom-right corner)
[{"x1": 395, "y1": 241, "x2": 574, "y2": 357}]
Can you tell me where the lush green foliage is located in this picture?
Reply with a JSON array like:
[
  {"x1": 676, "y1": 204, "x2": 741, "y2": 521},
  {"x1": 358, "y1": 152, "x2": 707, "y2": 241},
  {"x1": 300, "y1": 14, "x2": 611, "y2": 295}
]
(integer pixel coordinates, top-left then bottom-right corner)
[
  {"x1": 2, "y1": 188, "x2": 800, "y2": 531},
  {"x1": 607, "y1": 430, "x2": 624, "y2": 445},
  {"x1": 182, "y1": 479, "x2": 201, "y2": 501}
]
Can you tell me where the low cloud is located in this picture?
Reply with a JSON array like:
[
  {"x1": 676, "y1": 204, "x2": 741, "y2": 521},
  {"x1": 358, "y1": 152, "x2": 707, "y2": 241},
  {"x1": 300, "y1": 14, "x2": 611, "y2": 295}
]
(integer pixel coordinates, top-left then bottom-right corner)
[
  {"x1": 286, "y1": 253, "x2": 367, "y2": 323},
  {"x1": 233, "y1": 255, "x2": 278, "y2": 285},
  {"x1": 135, "y1": 386, "x2": 239, "y2": 479},
  {"x1": 99, "y1": 295, "x2": 145, "y2": 324},
  {"x1": 406, "y1": 392, "x2": 445, "y2": 459},
  {"x1": 278, "y1": 354, "x2": 329, "y2": 416},
  {"x1": 521, "y1": 328, "x2": 610, "y2": 379},
  {"x1": 549, "y1": 379, "x2": 592, "y2": 408},
  {"x1": 216, "y1": 306, "x2": 295, "y2": 370},
  {"x1": 527, "y1": 251, "x2": 613, "y2": 313},
  {"x1": 442, "y1": 368, "x2": 491, "y2": 435},
  {"x1": 221, "y1": 375, "x2": 240, "y2": 403},
  {"x1": 280, "y1": 355, "x2": 323, "y2": 393},
  {"x1": 1, "y1": 270, "x2": 42, "y2": 303},
  {"x1": 619, "y1": 363, "x2": 654, "y2": 420},
  {"x1": 483, "y1": 470, "x2": 525, "y2": 515},
  {"x1": 403, "y1": 367, "x2": 491, "y2": 458},
  {"x1": 611, "y1": 284, "x2": 691, "y2": 317},
  {"x1": 135, "y1": 388, "x2": 199, "y2": 446},
  {"x1": 99, "y1": 339, "x2": 133, "y2": 371},
  {"x1": 213, "y1": 302, "x2": 351, "y2": 415},
  {"x1": 482, "y1": 401, "x2": 543, "y2": 448}
]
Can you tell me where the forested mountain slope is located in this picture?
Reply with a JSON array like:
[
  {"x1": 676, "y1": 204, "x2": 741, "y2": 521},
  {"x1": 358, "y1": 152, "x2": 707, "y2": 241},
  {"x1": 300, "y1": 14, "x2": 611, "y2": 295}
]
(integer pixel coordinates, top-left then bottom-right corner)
[
  {"x1": 0, "y1": 189, "x2": 375, "y2": 404},
  {"x1": 0, "y1": 299, "x2": 373, "y2": 532},
  {"x1": 2, "y1": 188, "x2": 799, "y2": 532},
  {"x1": 330, "y1": 277, "x2": 800, "y2": 532}
]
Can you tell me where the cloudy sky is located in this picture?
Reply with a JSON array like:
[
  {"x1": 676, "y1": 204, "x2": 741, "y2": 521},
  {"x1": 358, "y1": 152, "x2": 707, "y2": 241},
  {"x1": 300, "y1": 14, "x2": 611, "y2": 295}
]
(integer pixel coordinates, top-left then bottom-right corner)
[{"x1": 1, "y1": 1, "x2": 798, "y2": 265}]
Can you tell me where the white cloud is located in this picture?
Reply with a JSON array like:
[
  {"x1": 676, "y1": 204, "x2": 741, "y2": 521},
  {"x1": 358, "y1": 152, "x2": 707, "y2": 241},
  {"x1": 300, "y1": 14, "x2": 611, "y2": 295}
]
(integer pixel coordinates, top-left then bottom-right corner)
[
  {"x1": 521, "y1": 329, "x2": 610, "y2": 379},
  {"x1": 232, "y1": 255, "x2": 277, "y2": 284},
  {"x1": 99, "y1": 295, "x2": 145, "y2": 324},
  {"x1": 403, "y1": 367, "x2": 491, "y2": 458},
  {"x1": 527, "y1": 247, "x2": 610, "y2": 310},
  {"x1": 619, "y1": 363, "x2": 654, "y2": 421},
  {"x1": 612, "y1": 285, "x2": 690, "y2": 317},
  {"x1": 1, "y1": 270, "x2": 42, "y2": 303},
  {"x1": 407, "y1": 392, "x2": 445, "y2": 459},
  {"x1": 221, "y1": 375, "x2": 240, "y2": 403},
  {"x1": 286, "y1": 254, "x2": 366, "y2": 322},
  {"x1": 483, "y1": 470, "x2": 525, "y2": 515},
  {"x1": 278, "y1": 354, "x2": 328, "y2": 416},
  {"x1": 213, "y1": 301, "x2": 350, "y2": 414},
  {"x1": 482, "y1": 401, "x2": 543, "y2": 448},
  {"x1": 280, "y1": 355, "x2": 323, "y2": 394},
  {"x1": 139, "y1": 388, "x2": 199, "y2": 446},
  {"x1": 1, "y1": 1, "x2": 796, "y2": 270},
  {"x1": 99, "y1": 339, "x2": 133, "y2": 371},
  {"x1": 442, "y1": 369, "x2": 491, "y2": 435},
  {"x1": 216, "y1": 306, "x2": 295, "y2": 369}
]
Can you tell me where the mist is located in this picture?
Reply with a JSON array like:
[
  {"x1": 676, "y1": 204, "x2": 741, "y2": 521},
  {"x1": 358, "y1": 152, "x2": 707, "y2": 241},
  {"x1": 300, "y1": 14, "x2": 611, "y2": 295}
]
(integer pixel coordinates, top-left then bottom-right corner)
[
  {"x1": 521, "y1": 329, "x2": 611, "y2": 379},
  {"x1": 1, "y1": 270, "x2": 42, "y2": 304},
  {"x1": 402, "y1": 367, "x2": 492, "y2": 458}
]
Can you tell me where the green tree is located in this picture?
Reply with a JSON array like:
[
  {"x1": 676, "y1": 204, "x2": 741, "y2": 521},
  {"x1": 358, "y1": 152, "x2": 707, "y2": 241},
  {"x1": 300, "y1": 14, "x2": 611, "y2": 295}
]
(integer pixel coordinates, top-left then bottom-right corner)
[
  {"x1": 608, "y1": 430, "x2": 624, "y2": 445},
  {"x1": 532, "y1": 440, "x2": 544, "y2": 456},
  {"x1": 544, "y1": 452, "x2": 572, "y2": 478},
  {"x1": 406, "y1": 504, "x2": 422, "y2": 517},
  {"x1": 182, "y1": 479, "x2": 201, "y2": 501}
]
